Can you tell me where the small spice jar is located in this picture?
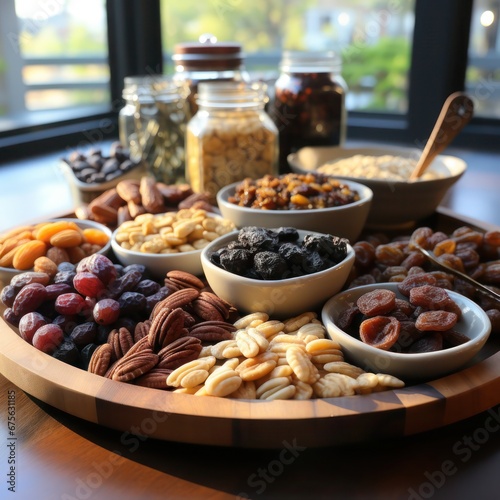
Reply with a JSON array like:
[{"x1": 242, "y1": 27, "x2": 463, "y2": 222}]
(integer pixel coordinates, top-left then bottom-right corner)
[
  {"x1": 186, "y1": 82, "x2": 278, "y2": 203},
  {"x1": 172, "y1": 37, "x2": 250, "y2": 116},
  {"x1": 272, "y1": 51, "x2": 347, "y2": 173}
]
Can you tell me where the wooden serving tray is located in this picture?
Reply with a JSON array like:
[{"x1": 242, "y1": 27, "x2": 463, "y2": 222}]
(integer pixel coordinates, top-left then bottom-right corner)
[{"x1": 1, "y1": 207, "x2": 499, "y2": 449}]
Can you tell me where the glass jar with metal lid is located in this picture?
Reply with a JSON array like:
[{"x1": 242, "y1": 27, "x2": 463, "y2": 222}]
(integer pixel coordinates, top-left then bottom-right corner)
[
  {"x1": 272, "y1": 50, "x2": 348, "y2": 173},
  {"x1": 172, "y1": 35, "x2": 250, "y2": 115},
  {"x1": 186, "y1": 81, "x2": 278, "y2": 203}
]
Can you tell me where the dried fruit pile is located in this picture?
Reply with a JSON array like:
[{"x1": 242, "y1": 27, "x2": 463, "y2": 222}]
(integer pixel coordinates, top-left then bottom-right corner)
[
  {"x1": 347, "y1": 225, "x2": 500, "y2": 336},
  {"x1": 229, "y1": 173, "x2": 360, "y2": 210},
  {"x1": 0, "y1": 220, "x2": 109, "y2": 271},
  {"x1": 210, "y1": 226, "x2": 348, "y2": 280}
]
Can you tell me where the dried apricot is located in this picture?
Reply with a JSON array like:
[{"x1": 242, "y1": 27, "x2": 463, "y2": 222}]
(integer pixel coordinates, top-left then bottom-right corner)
[
  {"x1": 415, "y1": 310, "x2": 458, "y2": 332},
  {"x1": 359, "y1": 316, "x2": 400, "y2": 350},
  {"x1": 82, "y1": 228, "x2": 109, "y2": 246},
  {"x1": 357, "y1": 289, "x2": 396, "y2": 316}
]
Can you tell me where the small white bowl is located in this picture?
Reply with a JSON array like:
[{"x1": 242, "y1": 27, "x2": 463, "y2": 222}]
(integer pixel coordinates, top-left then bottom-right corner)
[
  {"x1": 216, "y1": 178, "x2": 373, "y2": 244},
  {"x1": 321, "y1": 283, "x2": 491, "y2": 382},
  {"x1": 288, "y1": 145, "x2": 467, "y2": 229},
  {"x1": 201, "y1": 228, "x2": 355, "y2": 318},
  {"x1": 111, "y1": 213, "x2": 233, "y2": 279},
  {"x1": 0, "y1": 218, "x2": 112, "y2": 287}
]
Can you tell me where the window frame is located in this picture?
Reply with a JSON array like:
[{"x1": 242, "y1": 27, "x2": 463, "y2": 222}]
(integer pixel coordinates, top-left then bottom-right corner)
[{"x1": 0, "y1": 0, "x2": 498, "y2": 162}]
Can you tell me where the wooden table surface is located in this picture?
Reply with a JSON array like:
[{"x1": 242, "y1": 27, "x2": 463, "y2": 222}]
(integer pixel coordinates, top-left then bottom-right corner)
[{"x1": 1, "y1": 142, "x2": 500, "y2": 499}]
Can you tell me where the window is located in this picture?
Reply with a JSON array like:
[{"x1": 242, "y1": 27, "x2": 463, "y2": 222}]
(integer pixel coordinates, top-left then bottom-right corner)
[
  {"x1": 0, "y1": 0, "x2": 109, "y2": 132},
  {"x1": 466, "y1": 0, "x2": 500, "y2": 118},
  {"x1": 0, "y1": 0, "x2": 498, "y2": 158},
  {"x1": 160, "y1": 0, "x2": 416, "y2": 114}
]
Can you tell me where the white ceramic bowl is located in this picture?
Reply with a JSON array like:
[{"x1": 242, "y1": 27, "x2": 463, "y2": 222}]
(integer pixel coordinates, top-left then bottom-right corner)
[
  {"x1": 111, "y1": 213, "x2": 233, "y2": 280},
  {"x1": 201, "y1": 228, "x2": 355, "y2": 318},
  {"x1": 216, "y1": 178, "x2": 373, "y2": 244},
  {"x1": 321, "y1": 283, "x2": 491, "y2": 382},
  {"x1": 288, "y1": 145, "x2": 467, "y2": 229},
  {"x1": 0, "y1": 218, "x2": 112, "y2": 287}
]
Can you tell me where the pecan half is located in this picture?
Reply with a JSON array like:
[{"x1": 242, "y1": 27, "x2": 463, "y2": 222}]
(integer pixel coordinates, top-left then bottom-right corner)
[
  {"x1": 157, "y1": 336, "x2": 202, "y2": 370},
  {"x1": 152, "y1": 288, "x2": 200, "y2": 316},
  {"x1": 134, "y1": 319, "x2": 151, "y2": 343},
  {"x1": 185, "y1": 323, "x2": 234, "y2": 342},
  {"x1": 88, "y1": 343, "x2": 113, "y2": 376},
  {"x1": 166, "y1": 270, "x2": 205, "y2": 290},
  {"x1": 111, "y1": 351, "x2": 159, "y2": 382},
  {"x1": 107, "y1": 327, "x2": 134, "y2": 361},
  {"x1": 134, "y1": 368, "x2": 173, "y2": 389},
  {"x1": 148, "y1": 307, "x2": 188, "y2": 351}
]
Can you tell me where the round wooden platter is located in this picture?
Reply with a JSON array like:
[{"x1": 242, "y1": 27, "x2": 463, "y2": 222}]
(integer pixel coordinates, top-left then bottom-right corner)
[
  {"x1": 1, "y1": 207, "x2": 499, "y2": 449},
  {"x1": 1, "y1": 307, "x2": 499, "y2": 449}
]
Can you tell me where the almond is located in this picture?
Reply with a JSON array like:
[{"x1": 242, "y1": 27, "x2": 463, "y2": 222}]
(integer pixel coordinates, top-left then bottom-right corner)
[
  {"x1": 49, "y1": 229, "x2": 83, "y2": 248},
  {"x1": 12, "y1": 240, "x2": 47, "y2": 270},
  {"x1": 35, "y1": 221, "x2": 80, "y2": 243}
]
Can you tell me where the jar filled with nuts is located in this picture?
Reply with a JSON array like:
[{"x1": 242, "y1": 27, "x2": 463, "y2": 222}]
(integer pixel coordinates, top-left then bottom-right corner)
[
  {"x1": 186, "y1": 82, "x2": 279, "y2": 203},
  {"x1": 272, "y1": 51, "x2": 348, "y2": 173}
]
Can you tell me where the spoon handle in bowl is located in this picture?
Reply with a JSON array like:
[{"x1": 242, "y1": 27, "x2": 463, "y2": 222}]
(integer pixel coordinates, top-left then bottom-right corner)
[{"x1": 409, "y1": 92, "x2": 474, "y2": 180}]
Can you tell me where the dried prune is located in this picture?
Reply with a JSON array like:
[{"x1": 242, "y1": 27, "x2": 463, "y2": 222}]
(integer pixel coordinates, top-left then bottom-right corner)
[
  {"x1": 238, "y1": 226, "x2": 278, "y2": 250},
  {"x1": 415, "y1": 310, "x2": 458, "y2": 331},
  {"x1": 134, "y1": 279, "x2": 161, "y2": 296},
  {"x1": 0, "y1": 285, "x2": 17, "y2": 308},
  {"x1": 359, "y1": 316, "x2": 400, "y2": 350},
  {"x1": 278, "y1": 243, "x2": 305, "y2": 266},
  {"x1": 254, "y1": 251, "x2": 288, "y2": 280},
  {"x1": 356, "y1": 289, "x2": 396, "y2": 316},
  {"x1": 218, "y1": 248, "x2": 253, "y2": 275},
  {"x1": 276, "y1": 227, "x2": 299, "y2": 242}
]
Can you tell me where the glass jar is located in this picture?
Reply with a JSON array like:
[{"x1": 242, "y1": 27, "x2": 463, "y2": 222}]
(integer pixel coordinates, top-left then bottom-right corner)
[
  {"x1": 186, "y1": 82, "x2": 278, "y2": 203},
  {"x1": 172, "y1": 37, "x2": 250, "y2": 116},
  {"x1": 272, "y1": 51, "x2": 348, "y2": 173},
  {"x1": 132, "y1": 78, "x2": 191, "y2": 184}
]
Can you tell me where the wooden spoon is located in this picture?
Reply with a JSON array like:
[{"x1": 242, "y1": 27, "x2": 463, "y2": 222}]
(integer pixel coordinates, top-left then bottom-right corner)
[{"x1": 409, "y1": 92, "x2": 474, "y2": 180}]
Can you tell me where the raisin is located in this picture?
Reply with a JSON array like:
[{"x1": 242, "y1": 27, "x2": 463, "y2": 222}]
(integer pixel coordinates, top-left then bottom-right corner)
[
  {"x1": 12, "y1": 283, "x2": 47, "y2": 317},
  {"x1": 0, "y1": 285, "x2": 17, "y2": 308},
  {"x1": 356, "y1": 289, "x2": 396, "y2": 316},
  {"x1": 52, "y1": 340, "x2": 80, "y2": 366},
  {"x1": 32, "y1": 324, "x2": 64, "y2": 354},
  {"x1": 18, "y1": 311, "x2": 47, "y2": 343},
  {"x1": 10, "y1": 271, "x2": 51, "y2": 289},
  {"x1": 55, "y1": 293, "x2": 86, "y2": 315},
  {"x1": 3, "y1": 308, "x2": 20, "y2": 327},
  {"x1": 353, "y1": 241, "x2": 376, "y2": 270},
  {"x1": 93, "y1": 298, "x2": 120, "y2": 325},
  {"x1": 134, "y1": 279, "x2": 161, "y2": 296},
  {"x1": 337, "y1": 305, "x2": 360, "y2": 330},
  {"x1": 85, "y1": 253, "x2": 118, "y2": 286},
  {"x1": 73, "y1": 271, "x2": 106, "y2": 298},
  {"x1": 408, "y1": 332, "x2": 443, "y2": 353},
  {"x1": 118, "y1": 291, "x2": 147, "y2": 316},
  {"x1": 415, "y1": 310, "x2": 458, "y2": 331},
  {"x1": 53, "y1": 270, "x2": 77, "y2": 286},
  {"x1": 69, "y1": 322, "x2": 98, "y2": 348},
  {"x1": 441, "y1": 329, "x2": 470, "y2": 347},
  {"x1": 45, "y1": 283, "x2": 73, "y2": 300},
  {"x1": 359, "y1": 316, "x2": 400, "y2": 350}
]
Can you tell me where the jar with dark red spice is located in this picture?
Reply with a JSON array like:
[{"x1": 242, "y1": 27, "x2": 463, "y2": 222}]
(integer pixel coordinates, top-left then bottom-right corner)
[{"x1": 272, "y1": 51, "x2": 347, "y2": 173}]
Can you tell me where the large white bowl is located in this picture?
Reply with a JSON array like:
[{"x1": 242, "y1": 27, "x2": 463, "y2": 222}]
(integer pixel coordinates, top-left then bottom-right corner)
[
  {"x1": 201, "y1": 228, "x2": 355, "y2": 318},
  {"x1": 0, "y1": 218, "x2": 112, "y2": 287},
  {"x1": 216, "y1": 178, "x2": 373, "y2": 244},
  {"x1": 288, "y1": 145, "x2": 467, "y2": 229},
  {"x1": 321, "y1": 283, "x2": 491, "y2": 382}
]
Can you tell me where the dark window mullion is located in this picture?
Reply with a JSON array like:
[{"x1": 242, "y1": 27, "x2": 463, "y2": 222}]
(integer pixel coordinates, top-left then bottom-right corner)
[{"x1": 407, "y1": 0, "x2": 473, "y2": 147}]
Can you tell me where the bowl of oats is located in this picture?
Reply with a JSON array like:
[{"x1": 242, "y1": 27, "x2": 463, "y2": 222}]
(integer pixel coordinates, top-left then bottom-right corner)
[{"x1": 288, "y1": 145, "x2": 467, "y2": 229}]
